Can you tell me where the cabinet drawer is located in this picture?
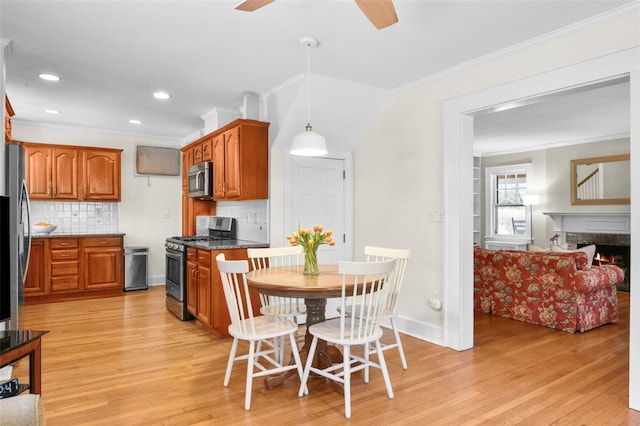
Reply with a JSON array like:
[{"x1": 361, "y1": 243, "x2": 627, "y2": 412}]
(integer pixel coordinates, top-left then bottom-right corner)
[
  {"x1": 83, "y1": 237, "x2": 122, "y2": 247},
  {"x1": 51, "y1": 276, "x2": 81, "y2": 292},
  {"x1": 187, "y1": 247, "x2": 197, "y2": 261},
  {"x1": 50, "y1": 238, "x2": 79, "y2": 249},
  {"x1": 51, "y1": 261, "x2": 79, "y2": 276},
  {"x1": 50, "y1": 249, "x2": 79, "y2": 261},
  {"x1": 197, "y1": 250, "x2": 211, "y2": 266}
]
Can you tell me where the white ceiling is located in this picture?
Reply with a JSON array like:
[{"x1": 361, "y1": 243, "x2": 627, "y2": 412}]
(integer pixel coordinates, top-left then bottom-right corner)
[{"x1": 1, "y1": 0, "x2": 635, "y2": 147}]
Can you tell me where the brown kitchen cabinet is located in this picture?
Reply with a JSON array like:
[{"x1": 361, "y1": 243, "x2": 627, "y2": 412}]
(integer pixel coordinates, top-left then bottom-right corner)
[
  {"x1": 196, "y1": 250, "x2": 212, "y2": 326},
  {"x1": 186, "y1": 248, "x2": 198, "y2": 317},
  {"x1": 180, "y1": 119, "x2": 268, "y2": 234},
  {"x1": 24, "y1": 239, "x2": 47, "y2": 296},
  {"x1": 185, "y1": 247, "x2": 260, "y2": 336},
  {"x1": 81, "y1": 150, "x2": 121, "y2": 201},
  {"x1": 22, "y1": 142, "x2": 122, "y2": 201},
  {"x1": 49, "y1": 238, "x2": 81, "y2": 293},
  {"x1": 82, "y1": 237, "x2": 123, "y2": 291},
  {"x1": 24, "y1": 235, "x2": 124, "y2": 304},
  {"x1": 212, "y1": 121, "x2": 268, "y2": 200},
  {"x1": 5, "y1": 96, "x2": 14, "y2": 142}
]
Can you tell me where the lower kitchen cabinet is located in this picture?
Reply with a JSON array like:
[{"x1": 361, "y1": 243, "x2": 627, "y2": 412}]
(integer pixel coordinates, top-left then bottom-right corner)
[
  {"x1": 24, "y1": 239, "x2": 47, "y2": 296},
  {"x1": 83, "y1": 237, "x2": 123, "y2": 291},
  {"x1": 186, "y1": 247, "x2": 261, "y2": 336},
  {"x1": 24, "y1": 235, "x2": 124, "y2": 304}
]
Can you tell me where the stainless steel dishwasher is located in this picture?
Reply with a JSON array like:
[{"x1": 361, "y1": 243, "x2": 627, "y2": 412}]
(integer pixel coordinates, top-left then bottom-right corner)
[{"x1": 124, "y1": 246, "x2": 149, "y2": 291}]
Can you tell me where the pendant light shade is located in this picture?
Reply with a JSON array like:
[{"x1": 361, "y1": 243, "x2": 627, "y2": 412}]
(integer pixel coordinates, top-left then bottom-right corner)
[
  {"x1": 291, "y1": 37, "x2": 327, "y2": 157},
  {"x1": 291, "y1": 124, "x2": 327, "y2": 156}
]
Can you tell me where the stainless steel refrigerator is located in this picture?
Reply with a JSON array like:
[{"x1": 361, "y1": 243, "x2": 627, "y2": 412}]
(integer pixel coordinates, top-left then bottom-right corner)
[{"x1": 5, "y1": 142, "x2": 31, "y2": 329}]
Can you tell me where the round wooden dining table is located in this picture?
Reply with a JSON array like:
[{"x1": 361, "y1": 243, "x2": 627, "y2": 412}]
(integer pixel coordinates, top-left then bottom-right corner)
[{"x1": 246, "y1": 264, "x2": 353, "y2": 389}]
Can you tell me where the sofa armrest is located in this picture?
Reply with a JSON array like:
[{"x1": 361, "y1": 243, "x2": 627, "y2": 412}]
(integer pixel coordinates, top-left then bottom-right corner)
[
  {"x1": 574, "y1": 264, "x2": 625, "y2": 293},
  {"x1": 0, "y1": 394, "x2": 45, "y2": 426}
]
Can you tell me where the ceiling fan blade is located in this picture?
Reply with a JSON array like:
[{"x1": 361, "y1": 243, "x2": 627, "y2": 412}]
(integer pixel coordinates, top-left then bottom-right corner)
[
  {"x1": 354, "y1": 0, "x2": 398, "y2": 29},
  {"x1": 235, "y1": 0, "x2": 277, "y2": 12}
]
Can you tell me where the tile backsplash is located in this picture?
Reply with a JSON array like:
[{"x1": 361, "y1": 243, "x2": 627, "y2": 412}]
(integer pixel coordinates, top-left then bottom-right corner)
[
  {"x1": 215, "y1": 199, "x2": 268, "y2": 243},
  {"x1": 30, "y1": 201, "x2": 119, "y2": 234}
]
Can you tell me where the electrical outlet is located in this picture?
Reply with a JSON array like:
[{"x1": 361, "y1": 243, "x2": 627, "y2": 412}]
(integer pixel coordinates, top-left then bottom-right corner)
[{"x1": 429, "y1": 291, "x2": 442, "y2": 310}]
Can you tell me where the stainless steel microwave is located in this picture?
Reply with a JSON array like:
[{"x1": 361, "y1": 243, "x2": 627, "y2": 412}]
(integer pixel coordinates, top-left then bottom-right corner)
[{"x1": 187, "y1": 162, "x2": 213, "y2": 199}]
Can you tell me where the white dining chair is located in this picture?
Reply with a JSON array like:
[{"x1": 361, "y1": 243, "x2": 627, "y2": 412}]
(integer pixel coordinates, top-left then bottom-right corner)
[
  {"x1": 247, "y1": 246, "x2": 306, "y2": 319},
  {"x1": 247, "y1": 246, "x2": 306, "y2": 363},
  {"x1": 216, "y1": 253, "x2": 305, "y2": 411},
  {"x1": 298, "y1": 259, "x2": 397, "y2": 419},
  {"x1": 363, "y1": 246, "x2": 411, "y2": 370}
]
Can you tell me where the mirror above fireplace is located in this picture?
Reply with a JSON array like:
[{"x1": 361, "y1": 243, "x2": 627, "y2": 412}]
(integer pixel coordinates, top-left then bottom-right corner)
[{"x1": 570, "y1": 154, "x2": 630, "y2": 205}]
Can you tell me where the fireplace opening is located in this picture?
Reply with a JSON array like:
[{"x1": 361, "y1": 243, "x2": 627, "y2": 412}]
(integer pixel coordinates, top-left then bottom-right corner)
[{"x1": 566, "y1": 232, "x2": 630, "y2": 293}]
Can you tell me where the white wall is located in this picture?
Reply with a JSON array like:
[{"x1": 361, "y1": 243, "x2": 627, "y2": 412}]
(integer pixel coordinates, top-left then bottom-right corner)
[
  {"x1": 481, "y1": 138, "x2": 630, "y2": 246},
  {"x1": 11, "y1": 122, "x2": 183, "y2": 284},
  {"x1": 352, "y1": 7, "x2": 640, "y2": 344}
]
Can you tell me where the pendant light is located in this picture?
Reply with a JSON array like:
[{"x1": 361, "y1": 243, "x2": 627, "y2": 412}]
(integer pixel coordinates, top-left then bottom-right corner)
[{"x1": 291, "y1": 36, "x2": 328, "y2": 157}]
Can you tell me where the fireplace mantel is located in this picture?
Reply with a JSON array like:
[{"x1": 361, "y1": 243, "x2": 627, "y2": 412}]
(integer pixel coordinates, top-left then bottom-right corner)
[{"x1": 543, "y1": 212, "x2": 631, "y2": 236}]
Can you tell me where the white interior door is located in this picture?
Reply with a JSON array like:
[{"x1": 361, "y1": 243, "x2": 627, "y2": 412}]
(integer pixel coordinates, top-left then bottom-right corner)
[{"x1": 290, "y1": 156, "x2": 346, "y2": 264}]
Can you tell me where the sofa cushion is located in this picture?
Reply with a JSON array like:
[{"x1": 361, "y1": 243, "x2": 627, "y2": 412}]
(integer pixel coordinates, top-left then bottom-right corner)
[
  {"x1": 551, "y1": 244, "x2": 596, "y2": 269},
  {"x1": 0, "y1": 394, "x2": 45, "y2": 426}
]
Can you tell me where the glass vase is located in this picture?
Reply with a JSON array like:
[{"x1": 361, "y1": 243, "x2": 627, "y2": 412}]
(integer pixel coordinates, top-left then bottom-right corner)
[{"x1": 303, "y1": 246, "x2": 319, "y2": 275}]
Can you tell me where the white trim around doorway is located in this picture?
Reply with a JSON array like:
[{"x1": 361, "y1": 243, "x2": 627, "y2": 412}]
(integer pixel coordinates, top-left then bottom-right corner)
[{"x1": 443, "y1": 47, "x2": 640, "y2": 408}]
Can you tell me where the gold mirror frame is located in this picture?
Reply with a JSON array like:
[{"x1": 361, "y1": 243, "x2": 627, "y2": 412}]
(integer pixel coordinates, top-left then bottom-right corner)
[{"x1": 570, "y1": 154, "x2": 630, "y2": 205}]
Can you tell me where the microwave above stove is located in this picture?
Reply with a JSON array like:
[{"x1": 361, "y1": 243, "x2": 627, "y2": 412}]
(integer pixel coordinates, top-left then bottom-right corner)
[{"x1": 187, "y1": 161, "x2": 213, "y2": 199}]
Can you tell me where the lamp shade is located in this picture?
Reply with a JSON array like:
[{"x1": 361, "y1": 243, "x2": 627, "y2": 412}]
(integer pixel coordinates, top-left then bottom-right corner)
[{"x1": 290, "y1": 125, "x2": 327, "y2": 156}]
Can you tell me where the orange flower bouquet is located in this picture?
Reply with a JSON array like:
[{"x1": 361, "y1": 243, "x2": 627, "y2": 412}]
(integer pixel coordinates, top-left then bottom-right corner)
[{"x1": 286, "y1": 224, "x2": 335, "y2": 275}]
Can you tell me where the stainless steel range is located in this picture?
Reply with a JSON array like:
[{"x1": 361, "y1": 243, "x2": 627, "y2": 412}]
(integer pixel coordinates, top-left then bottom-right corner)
[{"x1": 165, "y1": 217, "x2": 236, "y2": 321}]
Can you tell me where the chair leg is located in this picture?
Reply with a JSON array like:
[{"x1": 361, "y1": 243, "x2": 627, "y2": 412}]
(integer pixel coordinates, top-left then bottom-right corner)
[
  {"x1": 375, "y1": 339, "x2": 394, "y2": 399},
  {"x1": 244, "y1": 340, "x2": 255, "y2": 410},
  {"x1": 390, "y1": 317, "x2": 408, "y2": 369},
  {"x1": 224, "y1": 338, "x2": 239, "y2": 387},
  {"x1": 363, "y1": 341, "x2": 370, "y2": 384},
  {"x1": 343, "y1": 344, "x2": 352, "y2": 419},
  {"x1": 289, "y1": 332, "x2": 306, "y2": 394},
  {"x1": 298, "y1": 336, "x2": 318, "y2": 397}
]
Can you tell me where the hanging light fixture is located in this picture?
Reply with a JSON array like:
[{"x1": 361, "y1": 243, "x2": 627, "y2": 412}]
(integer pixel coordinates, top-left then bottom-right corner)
[{"x1": 291, "y1": 36, "x2": 328, "y2": 157}]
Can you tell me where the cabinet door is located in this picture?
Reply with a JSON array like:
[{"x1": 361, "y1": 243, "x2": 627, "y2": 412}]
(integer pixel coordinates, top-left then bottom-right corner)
[
  {"x1": 83, "y1": 247, "x2": 122, "y2": 290},
  {"x1": 201, "y1": 138, "x2": 213, "y2": 162},
  {"x1": 25, "y1": 146, "x2": 52, "y2": 199},
  {"x1": 52, "y1": 148, "x2": 78, "y2": 199},
  {"x1": 182, "y1": 193, "x2": 195, "y2": 236},
  {"x1": 223, "y1": 128, "x2": 241, "y2": 198},
  {"x1": 24, "y1": 240, "x2": 47, "y2": 296},
  {"x1": 81, "y1": 150, "x2": 121, "y2": 201},
  {"x1": 213, "y1": 134, "x2": 225, "y2": 199},
  {"x1": 83, "y1": 246, "x2": 123, "y2": 290},
  {"x1": 186, "y1": 259, "x2": 198, "y2": 317},
  {"x1": 197, "y1": 263, "x2": 211, "y2": 326}
]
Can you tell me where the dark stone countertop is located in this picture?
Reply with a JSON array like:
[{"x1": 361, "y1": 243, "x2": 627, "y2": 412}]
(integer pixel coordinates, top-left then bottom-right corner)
[{"x1": 185, "y1": 239, "x2": 269, "y2": 250}]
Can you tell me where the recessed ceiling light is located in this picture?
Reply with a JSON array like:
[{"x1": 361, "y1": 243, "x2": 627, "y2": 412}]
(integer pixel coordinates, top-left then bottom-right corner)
[
  {"x1": 38, "y1": 73, "x2": 61, "y2": 82},
  {"x1": 44, "y1": 109, "x2": 61, "y2": 114},
  {"x1": 153, "y1": 91, "x2": 171, "y2": 100},
  {"x1": 129, "y1": 119, "x2": 143, "y2": 125}
]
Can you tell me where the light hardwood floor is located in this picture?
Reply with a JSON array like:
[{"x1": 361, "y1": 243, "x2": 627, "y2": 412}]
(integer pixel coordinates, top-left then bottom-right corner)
[{"x1": 13, "y1": 286, "x2": 640, "y2": 425}]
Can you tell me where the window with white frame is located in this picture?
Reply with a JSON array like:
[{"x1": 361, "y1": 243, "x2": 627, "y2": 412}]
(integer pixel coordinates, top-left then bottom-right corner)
[{"x1": 485, "y1": 164, "x2": 532, "y2": 239}]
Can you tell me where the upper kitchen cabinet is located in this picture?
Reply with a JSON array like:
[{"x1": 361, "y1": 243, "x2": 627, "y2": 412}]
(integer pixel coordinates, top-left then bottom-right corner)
[
  {"x1": 5, "y1": 96, "x2": 14, "y2": 142},
  {"x1": 182, "y1": 119, "x2": 269, "y2": 202},
  {"x1": 22, "y1": 142, "x2": 122, "y2": 201},
  {"x1": 213, "y1": 120, "x2": 268, "y2": 200},
  {"x1": 81, "y1": 149, "x2": 121, "y2": 200}
]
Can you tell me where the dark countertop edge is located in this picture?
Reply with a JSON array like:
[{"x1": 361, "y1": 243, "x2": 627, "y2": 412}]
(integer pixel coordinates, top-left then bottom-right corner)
[
  {"x1": 186, "y1": 240, "x2": 269, "y2": 250},
  {"x1": 31, "y1": 233, "x2": 126, "y2": 239}
]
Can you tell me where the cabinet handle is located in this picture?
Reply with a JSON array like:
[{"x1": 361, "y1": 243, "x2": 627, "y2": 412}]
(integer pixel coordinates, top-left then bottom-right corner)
[
  {"x1": 60, "y1": 242, "x2": 69, "y2": 246},
  {"x1": 60, "y1": 254, "x2": 69, "y2": 257}
]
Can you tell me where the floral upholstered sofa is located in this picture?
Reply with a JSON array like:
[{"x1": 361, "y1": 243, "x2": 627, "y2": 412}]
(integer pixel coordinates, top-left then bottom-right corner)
[{"x1": 473, "y1": 247, "x2": 625, "y2": 333}]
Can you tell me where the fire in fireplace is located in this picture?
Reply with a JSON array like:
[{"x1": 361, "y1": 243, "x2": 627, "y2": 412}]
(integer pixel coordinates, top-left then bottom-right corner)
[{"x1": 566, "y1": 232, "x2": 630, "y2": 292}]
